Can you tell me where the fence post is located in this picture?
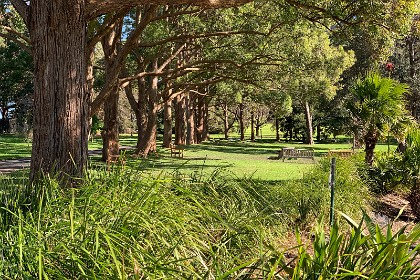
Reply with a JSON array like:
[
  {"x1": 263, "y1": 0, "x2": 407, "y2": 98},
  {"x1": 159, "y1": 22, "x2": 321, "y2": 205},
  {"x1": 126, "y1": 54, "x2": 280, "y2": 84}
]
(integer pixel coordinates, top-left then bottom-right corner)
[{"x1": 329, "y1": 158, "x2": 337, "y2": 227}]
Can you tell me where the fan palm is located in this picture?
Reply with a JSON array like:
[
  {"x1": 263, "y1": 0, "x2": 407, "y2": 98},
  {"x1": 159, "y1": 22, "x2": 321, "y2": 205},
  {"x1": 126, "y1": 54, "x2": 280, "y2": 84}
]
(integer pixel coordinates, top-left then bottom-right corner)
[{"x1": 349, "y1": 71, "x2": 409, "y2": 165}]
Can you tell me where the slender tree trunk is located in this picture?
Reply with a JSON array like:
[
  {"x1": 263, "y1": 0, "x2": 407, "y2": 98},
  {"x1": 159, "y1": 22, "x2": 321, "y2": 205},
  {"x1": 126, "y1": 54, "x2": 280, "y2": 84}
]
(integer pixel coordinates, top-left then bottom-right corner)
[
  {"x1": 175, "y1": 93, "x2": 186, "y2": 145},
  {"x1": 316, "y1": 124, "x2": 321, "y2": 142},
  {"x1": 101, "y1": 90, "x2": 119, "y2": 161},
  {"x1": 223, "y1": 104, "x2": 229, "y2": 140},
  {"x1": 30, "y1": 0, "x2": 88, "y2": 183},
  {"x1": 196, "y1": 96, "x2": 204, "y2": 143},
  {"x1": 163, "y1": 94, "x2": 172, "y2": 148},
  {"x1": 364, "y1": 129, "x2": 378, "y2": 166},
  {"x1": 136, "y1": 77, "x2": 148, "y2": 149},
  {"x1": 186, "y1": 92, "x2": 195, "y2": 145},
  {"x1": 303, "y1": 101, "x2": 314, "y2": 145},
  {"x1": 196, "y1": 95, "x2": 208, "y2": 143},
  {"x1": 239, "y1": 103, "x2": 245, "y2": 141},
  {"x1": 275, "y1": 118, "x2": 280, "y2": 142},
  {"x1": 101, "y1": 22, "x2": 122, "y2": 162},
  {"x1": 203, "y1": 98, "x2": 209, "y2": 141},
  {"x1": 136, "y1": 73, "x2": 158, "y2": 156},
  {"x1": 250, "y1": 110, "x2": 255, "y2": 142}
]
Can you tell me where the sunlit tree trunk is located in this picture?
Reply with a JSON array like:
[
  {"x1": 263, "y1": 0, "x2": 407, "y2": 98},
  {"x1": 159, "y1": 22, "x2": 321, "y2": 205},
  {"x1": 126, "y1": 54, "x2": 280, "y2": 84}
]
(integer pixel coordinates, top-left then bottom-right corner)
[
  {"x1": 303, "y1": 101, "x2": 314, "y2": 145},
  {"x1": 136, "y1": 62, "x2": 158, "y2": 156},
  {"x1": 30, "y1": 0, "x2": 88, "y2": 183},
  {"x1": 101, "y1": 22, "x2": 122, "y2": 162}
]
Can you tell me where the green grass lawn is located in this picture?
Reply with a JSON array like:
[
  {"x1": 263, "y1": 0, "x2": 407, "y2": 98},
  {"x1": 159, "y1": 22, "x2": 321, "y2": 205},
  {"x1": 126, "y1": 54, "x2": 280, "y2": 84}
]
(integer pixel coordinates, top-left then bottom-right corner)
[
  {"x1": 1, "y1": 133, "x2": 397, "y2": 180},
  {"x1": 0, "y1": 134, "x2": 32, "y2": 160}
]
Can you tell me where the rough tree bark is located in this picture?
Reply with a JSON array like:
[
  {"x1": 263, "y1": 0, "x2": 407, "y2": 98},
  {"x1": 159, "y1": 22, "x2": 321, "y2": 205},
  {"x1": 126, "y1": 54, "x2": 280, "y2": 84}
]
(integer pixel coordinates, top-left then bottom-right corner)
[
  {"x1": 29, "y1": 0, "x2": 89, "y2": 183},
  {"x1": 364, "y1": 129, "x2": 378, "y2": 166},
  {"x1": 101, "y1": 21, "x2": 122, "y2": 162},
  {"x1": 136, "y1": 62, "x2": 159, "y2": 156},
  {"x1": 303, "y1": 101, "x2": 314, "y2": 145}
]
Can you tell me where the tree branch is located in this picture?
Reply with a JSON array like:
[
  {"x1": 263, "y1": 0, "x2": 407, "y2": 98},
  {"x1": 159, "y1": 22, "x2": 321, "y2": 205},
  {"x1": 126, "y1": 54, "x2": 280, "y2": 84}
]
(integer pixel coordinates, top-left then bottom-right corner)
[
  {"x1": 10, "y1": 0, "x2": 29, "y2": 26},
  {"x1": 85, "y1": 0, "x2": 252, "y2": 20},
  {"x1": 0, "y1": 32, "x2": 31, "y2": 53}
]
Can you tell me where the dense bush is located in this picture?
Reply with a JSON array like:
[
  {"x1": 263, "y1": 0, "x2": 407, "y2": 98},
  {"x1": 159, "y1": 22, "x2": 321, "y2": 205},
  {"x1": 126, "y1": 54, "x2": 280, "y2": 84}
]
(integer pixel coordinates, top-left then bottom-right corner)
[
  {"x1": 359, "y1": 152, "x2": 408, "y2": 194},
  {"x1": 0, "y1": 159, "x2": 408, "y2": 279}
]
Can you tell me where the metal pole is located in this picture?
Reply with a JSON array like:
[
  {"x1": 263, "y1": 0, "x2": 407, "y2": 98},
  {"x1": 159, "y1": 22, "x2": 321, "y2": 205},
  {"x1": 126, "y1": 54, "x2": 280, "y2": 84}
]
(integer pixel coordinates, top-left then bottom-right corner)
[{"x1": 329, "y1": 158, "x2": 337, "y2": 227}]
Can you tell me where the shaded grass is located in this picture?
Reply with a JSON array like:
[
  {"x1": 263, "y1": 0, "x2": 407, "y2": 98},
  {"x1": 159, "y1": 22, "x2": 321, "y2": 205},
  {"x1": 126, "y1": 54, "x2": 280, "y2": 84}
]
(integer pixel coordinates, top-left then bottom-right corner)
[{"x1": 1, "y1": 134, "x2": 397, "y2": 181}]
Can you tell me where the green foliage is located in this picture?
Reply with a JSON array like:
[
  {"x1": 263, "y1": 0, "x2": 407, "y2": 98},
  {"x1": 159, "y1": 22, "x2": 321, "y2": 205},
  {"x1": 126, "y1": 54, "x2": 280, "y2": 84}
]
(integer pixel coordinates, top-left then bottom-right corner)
[
  {"x1": 0, "y1": 161, "x2": 371, "y2": 279},
  {"x1": 349, "y1": 71, "x2": 410, "y2": 164},
  {"x1": 360, "y1": 151, "x2": 407, "y2": 194},
  {"x1": 349, "y1": 72, "x2": 409, "y2": 133},
  {"x1": 272, "y1": 212, "x2": 420, "y2": 279}
]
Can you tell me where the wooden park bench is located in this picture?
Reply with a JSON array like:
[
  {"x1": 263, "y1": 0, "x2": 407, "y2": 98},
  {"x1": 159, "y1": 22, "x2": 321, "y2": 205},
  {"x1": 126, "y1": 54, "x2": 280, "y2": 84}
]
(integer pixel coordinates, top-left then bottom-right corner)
[
  {"x1": 106, "y1": 149, "x2": 127, "y2": 171},
  {"x1": 278, "y1": 147, "x2": 314, "y2": 161},
  {"x1": 327, "y1": 149, "x2": 354, "y2": 158},
  {"x1": 170, "y1": 144, "x2": 185, "y2": 158}
]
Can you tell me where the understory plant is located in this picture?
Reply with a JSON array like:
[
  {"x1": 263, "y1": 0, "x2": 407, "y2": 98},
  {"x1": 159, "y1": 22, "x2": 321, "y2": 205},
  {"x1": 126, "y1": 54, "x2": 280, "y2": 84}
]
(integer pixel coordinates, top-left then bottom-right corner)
[
  {"x1": 266, "y1": 212, "x2": 420, "y2": 279},
  {"x1": 0, "y1": 161, "x2": 397, "y2": 279}
]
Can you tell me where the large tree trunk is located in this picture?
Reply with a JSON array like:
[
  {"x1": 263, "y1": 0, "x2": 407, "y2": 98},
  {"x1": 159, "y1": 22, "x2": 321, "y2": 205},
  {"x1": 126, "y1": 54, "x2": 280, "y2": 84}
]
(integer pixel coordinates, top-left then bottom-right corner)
[
  {"x1": 196, "y1": 95, "x2": 208, "y2": 143},
  {"x1": 30, "y1": 0, "x2": 88, "y2": 183},
  {"x1": 364, "y1": 129, "x2": 378, "y2": 166},
  {"x1": 303, "y1": 101, "x2": 314, "y2": 145},
  {"x1": 136, "y1": 73, "x2": 158, "y2": 156},
  {"x1": 163, "y1": 96, "x2": 173, "y2": 148}
]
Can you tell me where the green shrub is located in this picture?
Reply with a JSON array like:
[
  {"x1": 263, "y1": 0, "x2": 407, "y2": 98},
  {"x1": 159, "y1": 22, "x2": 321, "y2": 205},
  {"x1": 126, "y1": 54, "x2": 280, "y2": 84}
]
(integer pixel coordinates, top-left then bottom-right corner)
[{"x1": 266, "y1": 213, "x2": 420, "y2": 279}]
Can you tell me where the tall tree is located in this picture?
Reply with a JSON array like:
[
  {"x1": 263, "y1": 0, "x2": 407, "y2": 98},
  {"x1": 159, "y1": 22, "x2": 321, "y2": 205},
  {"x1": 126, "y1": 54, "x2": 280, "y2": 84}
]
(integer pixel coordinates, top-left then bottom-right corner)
[
  {"x1": 280, "y1": 23, "x2": 355, "y2": 144},
  {"x1": 348, "y1": 71, "x2": 410, "y2": 165}
]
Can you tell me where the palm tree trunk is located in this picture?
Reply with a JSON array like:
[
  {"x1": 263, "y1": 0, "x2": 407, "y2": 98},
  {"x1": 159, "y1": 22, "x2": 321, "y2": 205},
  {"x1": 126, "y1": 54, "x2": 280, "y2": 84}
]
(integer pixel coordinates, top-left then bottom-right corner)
[{"x1": 364, "y1": 129, "x2": 378, "y2": 165}]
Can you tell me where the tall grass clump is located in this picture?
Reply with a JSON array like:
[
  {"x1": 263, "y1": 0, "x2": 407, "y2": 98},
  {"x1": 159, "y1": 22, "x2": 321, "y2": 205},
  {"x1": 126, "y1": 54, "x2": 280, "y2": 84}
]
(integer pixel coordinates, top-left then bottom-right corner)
[
  {"x1": 0, "y1": 156, "x2": 400, "y2": 279},
  {"x1": 0, "y1": 167, "x2": 293, "y2": 279},
  {"x1": 266, "y1": 213, "x2": 420, "y2": 279},
  {"x1": 273, "y1": 155, "x2": 371, "y2": 227}
]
